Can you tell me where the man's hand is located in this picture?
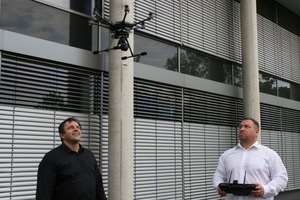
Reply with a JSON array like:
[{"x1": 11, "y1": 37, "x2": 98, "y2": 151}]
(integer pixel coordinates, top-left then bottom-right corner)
[
  {"x1": 250, "y1": 183, "x2": 264, "y2": 197},
  {"x1": 217, "y1": 186, "x2": 227, "y2": 197}
]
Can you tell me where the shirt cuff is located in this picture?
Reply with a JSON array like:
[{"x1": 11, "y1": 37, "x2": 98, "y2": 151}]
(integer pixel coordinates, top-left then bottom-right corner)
[{"x1": 262, "y1": 184, "x2": 270, "y2": 198}]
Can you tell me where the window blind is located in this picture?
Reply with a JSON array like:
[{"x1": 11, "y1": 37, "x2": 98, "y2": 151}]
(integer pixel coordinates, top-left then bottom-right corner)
[{"x1": 0, "y1": 53, "x2": 107, "y2": 199}]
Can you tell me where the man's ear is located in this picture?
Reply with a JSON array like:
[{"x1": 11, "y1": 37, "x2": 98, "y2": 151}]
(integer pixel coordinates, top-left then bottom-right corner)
[{"x1": 255, "y1": 128, "x2": 259, "y2": 136}]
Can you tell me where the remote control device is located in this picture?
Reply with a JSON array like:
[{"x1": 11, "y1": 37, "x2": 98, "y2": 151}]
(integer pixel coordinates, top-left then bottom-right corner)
[
  {"x1": 218, "y1": 172, "x2": 257, "y2": 196},
  {"x1": 219, "y1": 180, "x2": 257, "y2": 196}
]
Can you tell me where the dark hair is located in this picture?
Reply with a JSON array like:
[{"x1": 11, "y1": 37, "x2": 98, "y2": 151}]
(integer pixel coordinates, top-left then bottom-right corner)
[
  {"x1": 241, "y1": 117, "x2": 260, "y2": 130},
  {"x1": 58, "y1": 117, "x2": 82, "y2": 136}
]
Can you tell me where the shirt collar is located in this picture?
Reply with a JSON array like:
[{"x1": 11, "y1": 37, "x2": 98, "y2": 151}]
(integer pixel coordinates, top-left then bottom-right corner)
[
  {"x1": 236, "y1": 141, "x2": 260, "y2": 150},
  {"x1": 61, "y1": 142, "x2": 84, "y2": 153}
]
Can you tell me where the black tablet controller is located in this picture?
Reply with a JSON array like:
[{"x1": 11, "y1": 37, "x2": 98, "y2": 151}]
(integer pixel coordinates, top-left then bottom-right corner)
[
  {"x1": 219, "y1": 180, "x2": 257, "y2": 196},
  {"x1": 218, "y1": 172, "x2": 257, "y2": 196}
]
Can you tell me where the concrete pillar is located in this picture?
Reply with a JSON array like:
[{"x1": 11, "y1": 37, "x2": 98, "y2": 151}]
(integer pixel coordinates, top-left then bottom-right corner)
[
  {"x1": 108, "y1": 0, "x2": 134, "y2": 199},
  {"x1": 240, "y1": 0, "x2": 261, "y2": 142}
]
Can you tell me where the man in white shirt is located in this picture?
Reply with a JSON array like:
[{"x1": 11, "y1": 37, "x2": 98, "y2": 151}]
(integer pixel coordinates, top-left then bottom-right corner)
[{"x1": 213, "y1": 117, "x2": 288, "y2": 200}]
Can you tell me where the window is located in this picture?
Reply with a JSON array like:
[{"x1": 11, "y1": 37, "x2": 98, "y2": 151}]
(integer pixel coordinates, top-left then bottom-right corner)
[
  {"x1": 180, "y1": 49, "x2": 232, "y2": 84},
  {"x1": 233, "y1": 64, "x2": 243, "y2": 87},
  {"x1": 290, "y1": 83, "x2": 300, "y2": 101},
  {"x1": 259, "y1": 73, "x2": 277, "y2": 96},
  {"x1": 278, "y1": 79, "x2": 290, "y2": 99},
  {"x1": 134, "y1": 34, "x2": 178, "y2": 71},
  {"x1": 207, "y1": 58, "x2": 232, "y2": 85},
  {"x1": 180, "y1": 49, "x2": 208, "y2": 78},
  {"x1": 0, "y1": 0, "x2": 94, "y2": 50},
  {"x1": 37, "y1": 0, "x2": 101, "y2": 16}
]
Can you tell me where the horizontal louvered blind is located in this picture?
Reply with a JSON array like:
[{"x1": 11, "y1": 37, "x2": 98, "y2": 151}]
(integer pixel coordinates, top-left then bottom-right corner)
[
  {"x1": 261, "y1": 131, "x2": 300, "y2": 192},
  {"x1": 0, "y1": 53, "x2": 104, "y2": 114},
  {"x1": 282, "y1": 108, "x2": 300, "y2": 133},
  {"x1": 134, "y1": 78, "x2": 183, "y2": 121},
  {"x1": 288, "y1": 132, "x2": 300, "y2": 189},
  {"x1": 282, "y1": 131, "x2": 300, "y2": 190},
  {"x1": 99, "y1": 114, "x2": 109, "y2": 190},
  {"x1": 133, "y1": 79, "x2": 182, "y2": 199},
  {"x1": 0, "y1": 52, "x2": 107, "y2": 199},
  {"x1": 203, "y1": 1, "x2": 217, "y2": 54},
  {"x1": 233, "y1": 1, "x2": 242, "y2": 63},
  {"x1": 290, "y1": 33, "x2": 300, "y2": 83},
  {"x1": 181, "y1": 0, "x2": 235, "y2": 60},
  {"x1": 103, "y1": 0, "x2": 109, "y2": 19},
  {"x1": 261, "y1": 130, "x2": 283, "y2": 157},
  {"x1": 136, "y1": 0, "x2": 181, "y2": 43},
  {"x1": 215, "y1": 0, "x2": 234, "y2": 60},
  {"x1": 183, "y1": 123, "x2": 236, "y2": 199},
  {"x1": 260, "y1": 103, "x2": 282, "y2": 131},
  {"x1": 132, "y1": 77, "x2": 241, "y2": 199},
  {"x1": 182, "y1": 87, "x2": 238, "y2": 199},
  {"x1": 260, "y1": 105, "x2": 300, "y2": 191},
  {"x1": 134, "y1": 118, "x2": 183, "y2": 199},
  {"x1": 257, "y1": 15, "x2": 278, "y2": 75},
  {"x1": 278, "y1": 27, "x2": 292, "y2": 81},
  {"x1": 181, "y1": 1, "x2": 204, "y2": 49},
  {"x1": 257, "y1": 4, "x2": 300, "y2": 85},
  {"x1": 0, "y1": 106, "x2": 102, "y2": 199},
  {"x1": 183, "y1": 88, "x2": 238, "y2": 126}
]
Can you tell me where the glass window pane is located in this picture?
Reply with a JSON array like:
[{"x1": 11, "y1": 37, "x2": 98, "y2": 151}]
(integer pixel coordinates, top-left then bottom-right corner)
[
  {"x1": 278, "y1": 79, "x2": 290, "y2": 99},
  {"x1": 180, "y1": 49, "x2": 208, "y2": 78},
  {"x1": 0, "y1": 0, "x2": 93, "y2": 50},
  {"x1": 40, "y1": 0, "x2": 93, "y2": 15},
  {"x1": 233, "y1": 64, "x2": 243, "y2": 87},
  {"x1": 259, "y1": 73, "x2": 277, "y2": 96},
  {"x1": 180, "y1": 49, "x2": 232, "y2": 84},
  {"x1": 207, "y1": 58, "x2": 232, "y2": 85},
  {"x1": 290, "y1": 83, "x2": 300, "y2": 101},
  {"x1": 134, "y1": 34, "x2": 178, "y2": 71}
]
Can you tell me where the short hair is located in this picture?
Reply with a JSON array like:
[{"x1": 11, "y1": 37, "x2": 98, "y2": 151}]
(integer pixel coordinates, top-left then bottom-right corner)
[
  {"x1": 58, "y1": 117, "x2": 82, "y2": 136},
  {"x1": 241, "y1": 117, "x2": 260, "y2": 130}
]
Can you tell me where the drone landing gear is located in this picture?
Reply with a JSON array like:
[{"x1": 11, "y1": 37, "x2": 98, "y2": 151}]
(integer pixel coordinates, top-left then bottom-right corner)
[{"x1": 93, "y1": 34, "x2": 147, "y2": 60}]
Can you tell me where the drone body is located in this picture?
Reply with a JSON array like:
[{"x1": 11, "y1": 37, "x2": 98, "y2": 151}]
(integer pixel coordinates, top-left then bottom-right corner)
[{"x1": 89, "y1": 5, "x2": 153, "y2": 60}]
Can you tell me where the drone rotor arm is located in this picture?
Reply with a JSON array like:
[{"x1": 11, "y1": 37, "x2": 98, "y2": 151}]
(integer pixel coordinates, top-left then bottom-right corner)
[
  {"x1": 92, "y1": 8, "x2": 117, "y2": 29},
  {"x1": 131, "y1": 12, "x2": 153, "y2": 28}
]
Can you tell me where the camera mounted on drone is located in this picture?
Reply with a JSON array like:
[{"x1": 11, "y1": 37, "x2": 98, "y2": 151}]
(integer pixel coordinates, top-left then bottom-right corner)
[{"x1": 88, "y1": 5, "x2": 153, "y2": 60}]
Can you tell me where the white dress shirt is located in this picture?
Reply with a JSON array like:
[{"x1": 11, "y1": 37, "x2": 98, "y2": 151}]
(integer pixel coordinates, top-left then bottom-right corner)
[{"x1": 213, "y1": 141, "x2": 288, "y2": 200}]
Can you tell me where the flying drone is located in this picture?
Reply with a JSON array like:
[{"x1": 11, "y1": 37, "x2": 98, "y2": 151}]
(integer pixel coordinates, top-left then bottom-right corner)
[{"x1": 88, "y1": 5, "x2": 153, "y2": 60}]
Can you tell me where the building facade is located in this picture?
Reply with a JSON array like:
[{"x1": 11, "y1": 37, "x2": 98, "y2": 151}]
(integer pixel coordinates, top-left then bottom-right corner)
[{"x1": 0, "y1": 0, "x2": 300, "y2": 199}]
